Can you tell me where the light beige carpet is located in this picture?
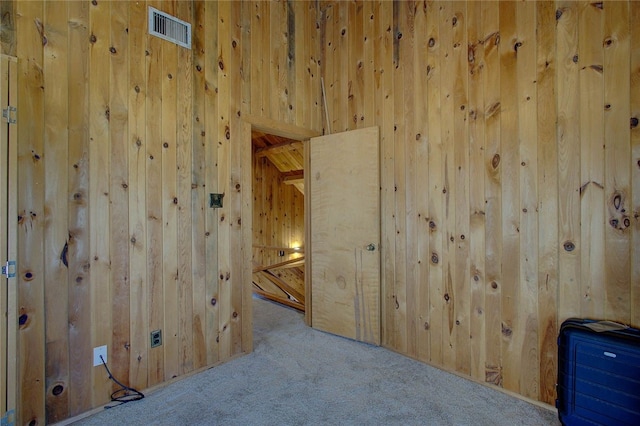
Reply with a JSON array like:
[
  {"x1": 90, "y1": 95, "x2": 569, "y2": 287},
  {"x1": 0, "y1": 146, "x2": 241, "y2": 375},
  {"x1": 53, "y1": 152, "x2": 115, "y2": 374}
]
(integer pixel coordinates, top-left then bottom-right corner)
[{"x1": 72, "y1": 296, "x2": 559, "y2": 425}]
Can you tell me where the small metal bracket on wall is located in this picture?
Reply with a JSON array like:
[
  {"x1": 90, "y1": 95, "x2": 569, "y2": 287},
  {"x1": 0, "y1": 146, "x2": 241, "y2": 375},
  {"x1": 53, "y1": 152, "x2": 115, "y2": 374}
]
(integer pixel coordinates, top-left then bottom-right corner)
[
  {"x1": 209, "y1": 193, "x2": 224, "y2": 209},
  {"x1": 2, "y1": 106, "x2": 17, "y2": 124},
  {"x1": 2, "y1": 260, "x2": 16, "y2": 278}
]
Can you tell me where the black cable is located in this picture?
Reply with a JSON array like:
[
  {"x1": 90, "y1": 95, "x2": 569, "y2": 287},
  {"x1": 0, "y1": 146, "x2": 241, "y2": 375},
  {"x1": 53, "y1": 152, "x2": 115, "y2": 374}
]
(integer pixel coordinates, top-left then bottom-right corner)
[{"x1": 100, "y1": 355, "x2": 145, "y2": 408}]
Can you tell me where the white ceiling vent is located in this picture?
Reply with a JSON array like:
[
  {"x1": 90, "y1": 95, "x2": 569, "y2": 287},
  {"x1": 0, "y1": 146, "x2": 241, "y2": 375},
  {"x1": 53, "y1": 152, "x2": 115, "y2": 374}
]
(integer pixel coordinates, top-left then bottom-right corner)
[{"x1": 148, "y1": 6, "x2": 191, "y2": 49}]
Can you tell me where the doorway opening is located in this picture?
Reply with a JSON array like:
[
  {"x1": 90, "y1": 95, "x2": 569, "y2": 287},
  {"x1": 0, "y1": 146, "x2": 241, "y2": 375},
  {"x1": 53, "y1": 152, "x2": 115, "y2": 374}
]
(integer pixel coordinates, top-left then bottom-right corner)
[
  {"x1": 242, "y1": 116, "x2": 320, "y2": 332},
  {"x1": 251, "y1": 130, "x2": 306, "y2": 312}
]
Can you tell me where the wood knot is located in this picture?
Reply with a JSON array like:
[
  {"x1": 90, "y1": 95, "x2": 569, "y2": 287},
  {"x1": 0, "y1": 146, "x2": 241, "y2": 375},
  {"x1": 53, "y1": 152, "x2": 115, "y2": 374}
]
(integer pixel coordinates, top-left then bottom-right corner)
[
  {"x1": 225, "y1": 126, "x2": 231, "y2": 140},
  {"x1": 491, "y1": 153, "x2": 501, "y2": 169},
  {"x1": 429, "y1": 220, "x2": 436, "y2": 229},
  {"x1": 452, "y1": 16, "x2": 458, "y2": 26},
  {"x1": 19, "y1": 313, "x2": 28, "y2": 327},
  {"x1": 167, "y1": 73, "x2": 173, "y2": 80},
  {"x1": 24, "y1": 271, "x2": 34, "y2": 281},
  {"x1": 52, "y1": 384, "x2": 64, "y2": 396},
  {"x1": 232, "y1": 311, "x2": 238, "y2": 318},
  {"x1": 572, "y1": 54, "x2": 578, "y2": 63},
  {"x1": 90, "y1": 34, "x2": 97, "y2": 44},
  {"x1": 428, "y1": 38, "x2": 435, "y2": 48},
  {"x1": 134, "y1": 85, "x2": 140, "y2": 93},
  {"x1": 173, "y1": 197, "x2": 178, "y2": 205},
  {"x1": 631, "y1": 117, "x2": 638, "y2": 128},
  {"x1": 514, "y1": 41, "x2": 523, "y2": 52},
  {"x1": 163, "y1": 142, "x2": 169, "y2": 148},
  {"x1": 491, "y1": 281, "x2": 498, "y2": 289},
  {"x1": 555, "y1": 8, "x2": 563, "y2": 20},
  {"x1": 563, "y1": 241, "x2": 575, "y2": 252},
  {"x1": 431, "y1": 253, "x2": 439, "y2": 264},
  {"x1": 501, "y1": 322, "x2": 512, "y2": 337},
  {"x1": 109, "y1": 46, "x2": 117, "y2": 54},
  {"x1": 424, "y1": 322, "x2": 430, "y2": 330},
  {"x1": 210, "y1": 298, "x2": 217, "y2": 306},
  {"x1": 218, "y1": 59, "x2": 224, "y2": 70},
  {"x1": 444, "y1": 293, "x2": 450, "y2": 302}
]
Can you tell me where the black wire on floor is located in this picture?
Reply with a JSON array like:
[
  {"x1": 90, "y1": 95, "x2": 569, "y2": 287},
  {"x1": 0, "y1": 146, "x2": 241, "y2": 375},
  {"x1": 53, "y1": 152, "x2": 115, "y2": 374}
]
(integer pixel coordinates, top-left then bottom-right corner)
[{"x1": 100, "y1": 355, "x2": 145, "y2": 408}]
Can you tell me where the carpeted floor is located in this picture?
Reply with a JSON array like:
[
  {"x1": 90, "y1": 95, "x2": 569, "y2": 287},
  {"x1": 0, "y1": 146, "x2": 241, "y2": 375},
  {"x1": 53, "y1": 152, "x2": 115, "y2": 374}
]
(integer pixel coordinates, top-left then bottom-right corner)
[{"x1": 72, "y1": 297, "x2": 559, "y2": 425}]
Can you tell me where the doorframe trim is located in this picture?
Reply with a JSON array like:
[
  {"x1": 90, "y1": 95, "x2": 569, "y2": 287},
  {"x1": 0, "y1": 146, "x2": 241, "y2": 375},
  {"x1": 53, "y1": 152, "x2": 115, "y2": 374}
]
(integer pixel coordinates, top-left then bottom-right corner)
[
  {"x1": 1, "y1": 53, "x2": 18, "y2": 420},
  {"x1": 240, "y1": 115, "x2": 320, "y2": 338}
]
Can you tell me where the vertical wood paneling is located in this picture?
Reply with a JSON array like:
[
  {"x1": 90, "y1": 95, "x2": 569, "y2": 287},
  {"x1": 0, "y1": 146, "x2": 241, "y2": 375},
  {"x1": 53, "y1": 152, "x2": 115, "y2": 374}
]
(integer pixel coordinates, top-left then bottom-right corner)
[
  {"x1": 516, "y1": 2, "x2": 539, "y2": 400},
  {"x1": 203, "y1": 0, "x2": 220, "y2": 367},
  {"x1": 88, "y1": 0, "x2": 112, "y2": 408},
  {"x1": 9, "y1": 2, "x2": 640, "y2": 422},
  {"x1": 413, "y1": 1, "x2": 430, "y2": 363},
  {"x1": 160, "y1": 1, "x2": 179, "y2": 380},
  {"x1": 67, "y1": 0, "x2": 91, "y2": 415},
  {"x1": 217, "y1": 1, "x2": 232, "y2": 360},
  {"x1": 480, "y1": 0, "x2": 502, "y2": 389},
  {"x1": 579, "y1": 0, "x2": 605, "y2": 320},
  {"x1": 467, "y1": 0, "x2": 486, "y2": 382},
  {"x1": 392, "y1": 0, "x2": 408, "y2": 355},
  {"x1": 556, "y1": 1, "x2": 581, "y2": 323},
  {"x1": 43, "y1": 1, "x2": 69, "y2": 422},
  {"x1": 631, "y1": 2, "x2": 640, "y2": 328},
  {"x1": 498, "y1": 1, "x2": 520, "y2": 392},
  {"x1": 145, "y1": 0, "x2": 164, "y2": 386},
  {"x1": 177, "y1": 0, "x2": 194, "y2": 376},
  {"x1": 425, "y1": 0, "x2": 443, "y2": 365},
  {"x1": 127, "y1": 0, "x2": 149, "y2": 391},
  {"x1": 536, "y1": 1, "x2": 558, "y2": 405},
  {"x1": 378, "y1": 0, "x2": 394, "y2": 349},
  {"x1": 439, "y1": 1, "x2": 457, "y2": 371},
  {"x1": 229, "y1": 1, "x2": 244, "y2": 355},
  {"x1": 452, "y1": 1, "x2": 469, "y2": 376},
  {"x1": 190, "y1": 0, "x2": 207, "y2": 372},
  {"x1": 17, "y1": 1, "x2": 46, "y2": 422},
  {"x1": 109, "y1": 0, "x2": 130, "y2": 390},
  {"x1": 603, "y1": 1, "x2": 631, "y2": 323}
]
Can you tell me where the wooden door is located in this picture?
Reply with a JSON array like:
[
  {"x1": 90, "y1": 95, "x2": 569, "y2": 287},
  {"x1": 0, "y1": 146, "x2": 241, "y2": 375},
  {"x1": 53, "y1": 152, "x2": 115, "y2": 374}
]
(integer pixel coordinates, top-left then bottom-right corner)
[
  {"x1": 0, "y1": 54, "x2": 18, "y2": 422},
  {"x1": 307, "y1": 127, "x2": 380, "y2": 345}
]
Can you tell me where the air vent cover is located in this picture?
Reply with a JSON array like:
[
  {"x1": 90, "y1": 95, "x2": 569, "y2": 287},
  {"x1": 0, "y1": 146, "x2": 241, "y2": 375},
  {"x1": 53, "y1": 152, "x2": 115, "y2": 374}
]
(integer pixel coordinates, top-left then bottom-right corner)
[{"x1": 148, "y1": 6, "x2": 191, "y2": 49}]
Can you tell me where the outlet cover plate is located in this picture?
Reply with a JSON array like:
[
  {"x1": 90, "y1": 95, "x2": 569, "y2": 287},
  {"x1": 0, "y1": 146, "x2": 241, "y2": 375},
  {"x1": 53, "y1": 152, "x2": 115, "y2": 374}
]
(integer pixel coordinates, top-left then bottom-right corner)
[
  {"x1": 93, "y1": 345, "x2": 107, "y2": 366},
  {"x1": 151, "y1": 329, "x2": 162, "y2": 348}
]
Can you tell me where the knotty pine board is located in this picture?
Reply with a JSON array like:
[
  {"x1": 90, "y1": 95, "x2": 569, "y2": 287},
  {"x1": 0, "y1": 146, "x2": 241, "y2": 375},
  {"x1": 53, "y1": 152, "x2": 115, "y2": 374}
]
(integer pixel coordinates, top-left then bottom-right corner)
[
  {"x1": 43, "y1": 1, "x2": 70, "y2": 422},
  {"x1": 7, "y1": 2, "x2": 640, "y2": 423}
]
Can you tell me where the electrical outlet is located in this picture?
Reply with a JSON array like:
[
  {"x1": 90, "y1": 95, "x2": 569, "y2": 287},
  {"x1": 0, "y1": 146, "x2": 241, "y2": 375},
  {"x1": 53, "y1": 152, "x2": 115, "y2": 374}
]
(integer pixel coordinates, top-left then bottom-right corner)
[
  {"x1": 151, "y1": 329, "x2": 162, "y2": 348},
  {"x1": 93, "y1": 345, "x2": 107, "y2": 367}
]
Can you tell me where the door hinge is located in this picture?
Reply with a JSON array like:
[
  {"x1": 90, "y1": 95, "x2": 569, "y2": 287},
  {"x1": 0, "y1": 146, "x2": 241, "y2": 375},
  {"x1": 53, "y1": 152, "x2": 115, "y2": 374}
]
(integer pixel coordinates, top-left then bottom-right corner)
[
  {"x1": 2, "y1": 106, "x2": 16, "y2": 124},
  {"x1": 2, "y1": 260, "x2": 16, "y2": 278},
  {"x1": 1, "y1": 409, "x2": 15, "y2": 426}
]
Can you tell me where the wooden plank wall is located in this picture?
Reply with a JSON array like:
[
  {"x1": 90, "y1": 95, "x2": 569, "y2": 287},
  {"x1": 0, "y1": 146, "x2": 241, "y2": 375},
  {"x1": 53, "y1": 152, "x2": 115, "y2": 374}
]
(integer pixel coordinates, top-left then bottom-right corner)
[
  {"x1": 11, "y1": 1, "x2": 321, "y2": 423},
  {"x1": 320, "y1": 0, "x2": 639, "y2": 405},
  {"x1": 6, "y1": 0, "x2": 640, "y2": 421},
  {"x1": 252, "y1": 155, "x2": 305, "y2": 269}
]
